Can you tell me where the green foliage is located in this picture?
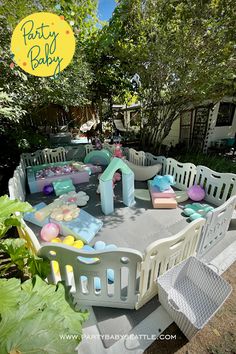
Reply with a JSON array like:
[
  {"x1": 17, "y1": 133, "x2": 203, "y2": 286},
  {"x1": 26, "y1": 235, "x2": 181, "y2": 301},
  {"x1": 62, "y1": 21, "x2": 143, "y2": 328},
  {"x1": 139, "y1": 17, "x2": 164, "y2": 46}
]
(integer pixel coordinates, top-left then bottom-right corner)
[
  {"x1": 0, "y1": 276, "x2": 89, "y2": 354},
  {"x1": 0, "y1": 195, "x2": 32, "y2": 238},
  {"x1": 0, "y1": 238, "x2": 50, "y2": 279},
  {"x1": 7, "y1": 124, "x2": 50, "y2": 151},
  {"x1": 175, "y1": 152, "x2": 236, "y2": 174},
  {"x1": 0, "y1": 90, "x2": 26, "y2": 123},
  {"x1": 0, "y1": 196, "x2": 49, "y2": 279}
]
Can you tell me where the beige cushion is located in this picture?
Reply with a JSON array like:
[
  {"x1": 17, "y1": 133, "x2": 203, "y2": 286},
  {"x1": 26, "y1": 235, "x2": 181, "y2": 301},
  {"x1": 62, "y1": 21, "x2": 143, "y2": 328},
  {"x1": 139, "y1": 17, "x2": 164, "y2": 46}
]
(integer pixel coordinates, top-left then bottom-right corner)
[{"x1": 124, "y1": 160, "x2": 162, "y2": 181}]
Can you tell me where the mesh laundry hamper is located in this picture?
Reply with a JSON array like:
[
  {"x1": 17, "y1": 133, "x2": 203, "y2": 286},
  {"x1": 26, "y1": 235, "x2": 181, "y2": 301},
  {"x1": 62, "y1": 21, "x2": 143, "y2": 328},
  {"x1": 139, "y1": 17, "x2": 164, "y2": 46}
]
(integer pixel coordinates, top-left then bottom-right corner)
[{"x1": 157, "y1": 257, "x2": 232, "y2": 340}]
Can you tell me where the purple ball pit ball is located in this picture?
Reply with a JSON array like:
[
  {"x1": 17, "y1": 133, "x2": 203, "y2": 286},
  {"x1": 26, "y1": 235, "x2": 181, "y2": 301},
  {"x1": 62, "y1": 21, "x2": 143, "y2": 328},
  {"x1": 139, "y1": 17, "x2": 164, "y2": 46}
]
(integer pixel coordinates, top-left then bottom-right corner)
[
  {"x1": 43, "y1": 184, "x2": 54, "y2": 196},
  {"x1": 40, "y1": 223, "x2": 60, "y2": 242},
  {"x1": 187, "y1": 184, "x2": 205, "y2": 202}
]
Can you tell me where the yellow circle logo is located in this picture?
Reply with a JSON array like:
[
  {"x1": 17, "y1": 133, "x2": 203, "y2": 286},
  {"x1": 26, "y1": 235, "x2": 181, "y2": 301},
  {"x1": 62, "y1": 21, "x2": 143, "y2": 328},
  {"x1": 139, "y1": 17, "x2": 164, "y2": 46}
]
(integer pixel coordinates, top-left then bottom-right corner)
[{"x1": 11, "y1": 12, "x2": 76, "y2": 78}]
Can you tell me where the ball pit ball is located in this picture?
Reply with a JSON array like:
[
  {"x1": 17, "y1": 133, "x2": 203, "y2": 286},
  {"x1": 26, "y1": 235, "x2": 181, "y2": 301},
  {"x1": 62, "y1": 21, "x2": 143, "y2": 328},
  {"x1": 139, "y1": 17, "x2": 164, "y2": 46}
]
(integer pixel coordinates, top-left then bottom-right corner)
[
  {"x1": 43, "y1": 184, "x2": 54, "y2": 196},
  {"x1": 73, "y1": 240, "x2": 84, "y2": 249},
  {"x1": 51, "y1": 237, "x2": 61, "y2": 243},
  {"x1": 63, "y1": 235, "x2": 75, "y2": 246},
  {"x1": 187, "y1": 184, "x2": 205, "y2": 202},
  {"x1": 40, "y1": 223, "x2": 60, "y2": 241}
]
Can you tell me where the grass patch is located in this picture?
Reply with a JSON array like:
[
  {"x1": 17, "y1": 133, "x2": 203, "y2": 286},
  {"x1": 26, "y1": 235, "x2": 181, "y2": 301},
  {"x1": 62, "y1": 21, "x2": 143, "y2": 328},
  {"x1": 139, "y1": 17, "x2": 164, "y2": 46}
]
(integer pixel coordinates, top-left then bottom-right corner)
[{"x1": 207, "y1": 332, "x2": 236, "y2": 354}]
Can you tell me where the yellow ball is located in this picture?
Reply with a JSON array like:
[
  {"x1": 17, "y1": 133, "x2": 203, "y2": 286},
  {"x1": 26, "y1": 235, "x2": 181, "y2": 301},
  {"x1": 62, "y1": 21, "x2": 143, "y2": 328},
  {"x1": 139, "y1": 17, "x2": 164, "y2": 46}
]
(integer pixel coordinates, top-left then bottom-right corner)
[
  {"x1": 51, "y1": 237, "x2": 61, "y2": 243},
  {"x1": 52, "y1": 261, "x2": 59, "y2": 274},
  {"x1": 66, "y1": 265, "x2": 73, "y2": 273},
  {"x1": 73, "y1": 240, "x2": 84, "y2": 249},
  {"x1": 63, "y1": 235, "x2": 75, "y2": 245}
]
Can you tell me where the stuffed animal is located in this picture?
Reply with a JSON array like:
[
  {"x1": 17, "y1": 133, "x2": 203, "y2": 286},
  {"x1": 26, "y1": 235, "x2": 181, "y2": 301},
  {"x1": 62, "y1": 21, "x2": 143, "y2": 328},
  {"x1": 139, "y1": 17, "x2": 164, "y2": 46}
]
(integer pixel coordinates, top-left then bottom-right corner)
[
  {"x1": 113, "y1": 143, "x2": 123, "y2": 158},
  {"x1": 183, "y1": 203, "x2": 214, "y2": 221},
  {"x1": 152, "y1": 175, "x2": 175, "y2": 192}
]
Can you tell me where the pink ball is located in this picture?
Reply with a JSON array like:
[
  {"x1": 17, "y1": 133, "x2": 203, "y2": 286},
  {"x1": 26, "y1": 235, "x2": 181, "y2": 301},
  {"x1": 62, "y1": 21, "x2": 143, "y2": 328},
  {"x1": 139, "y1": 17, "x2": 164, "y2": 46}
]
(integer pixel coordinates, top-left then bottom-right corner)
[
  {"x1": 187, "y1": 185, "x2": 205, "y2": 201},
  {"x1": 40, "y1": 223, "x2": 60, "y2": 241}
]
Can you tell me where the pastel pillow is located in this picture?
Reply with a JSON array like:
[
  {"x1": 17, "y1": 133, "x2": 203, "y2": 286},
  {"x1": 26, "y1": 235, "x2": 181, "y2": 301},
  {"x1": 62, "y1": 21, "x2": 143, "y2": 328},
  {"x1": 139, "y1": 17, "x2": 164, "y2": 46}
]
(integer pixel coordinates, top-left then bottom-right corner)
[{"x1": 183, "y1": 203, "x2": 214, "y2": 221}]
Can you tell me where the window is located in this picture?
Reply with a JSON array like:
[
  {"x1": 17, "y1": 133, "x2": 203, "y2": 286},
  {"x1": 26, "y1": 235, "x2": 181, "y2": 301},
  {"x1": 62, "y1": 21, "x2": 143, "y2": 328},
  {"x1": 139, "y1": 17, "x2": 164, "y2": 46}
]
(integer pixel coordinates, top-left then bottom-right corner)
[
  {"x1": 191, "y1": 106, "x2": 210, "y2": 150},
  {"x1": 179, "y1": 110, "x2": 193, "y2": 147},
  {"x1": 216, "y1": 102, "x2": 235, "y2": 127}
]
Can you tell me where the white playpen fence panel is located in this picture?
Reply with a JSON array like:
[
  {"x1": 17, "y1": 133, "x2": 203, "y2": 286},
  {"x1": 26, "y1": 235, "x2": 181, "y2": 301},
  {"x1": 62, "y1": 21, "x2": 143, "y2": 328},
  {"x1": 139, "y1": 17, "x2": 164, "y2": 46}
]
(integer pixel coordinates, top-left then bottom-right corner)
[
  {"x1": 145, "y1": 153, "x2": 167, "y2": 175},
  {"x1": 165, "y1": 158, "x2": 196, "y2": 190},
  {"x1": 103, "y1": 143, "x2": 116, "y2": 154},
  {"x1": 17, "y1": 158, "x2": 27, "y2": 189},
  {"x1": 197, "y1": 196, "x2": 236, "y2": 257},
  {"x1": 65, "y1": 146, "x2": 84, "y2": 161},
  {"x1": 38, "y1": 245, "x2": 143, "y2": 309},
  {"x1": 123, "y1": 147, "x2": 130, "y2": 159},
  {"x1": 8, "y1": 164, "x2": 26, "y2": 202},
  {"x1": 21, "y1": 150, "x2": 45, "y2": 167},
  {"x1": 136, "y1": 219, "x2": 205, "y2": 310},
  {"x1": 129, "y1": 148, "x2": 146, "y2": 166},
  {"x1": 196, "y1": 165, "x2": 236, "y2": 206},
  {"x1": 17, "y1": 219, "x2": 41, "y2": 253},
  {"x1": 43, "y1": 147, "x2": 66, "y2": 164}
]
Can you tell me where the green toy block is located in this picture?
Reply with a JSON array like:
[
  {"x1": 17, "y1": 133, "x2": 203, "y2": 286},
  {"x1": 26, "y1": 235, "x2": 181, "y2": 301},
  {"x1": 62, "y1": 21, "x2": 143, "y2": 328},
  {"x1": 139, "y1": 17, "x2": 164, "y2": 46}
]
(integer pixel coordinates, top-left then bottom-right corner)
[{"x1": 52, "y1": 178, "x2": 75, "y2": 196}]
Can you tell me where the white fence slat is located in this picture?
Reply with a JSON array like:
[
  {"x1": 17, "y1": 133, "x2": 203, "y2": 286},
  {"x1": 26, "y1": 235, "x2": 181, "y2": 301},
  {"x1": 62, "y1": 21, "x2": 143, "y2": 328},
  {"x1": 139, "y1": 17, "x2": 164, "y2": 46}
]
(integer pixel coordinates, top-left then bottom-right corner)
[
  {"x1": 136, "y1": 219, "x2": 205, "y2": 310},
  {"x1": 197, "y1": 195, "x2": 236, "y2": 257},
  {"x1": 196, "y1": 165, "x2": 236, "y2": 206},
  {"x1": 165, "y1": 158, "x2": 197, "y2": 190},
  {"x1": 38, "y1": 245, "x2": 143, "y2": 309}
]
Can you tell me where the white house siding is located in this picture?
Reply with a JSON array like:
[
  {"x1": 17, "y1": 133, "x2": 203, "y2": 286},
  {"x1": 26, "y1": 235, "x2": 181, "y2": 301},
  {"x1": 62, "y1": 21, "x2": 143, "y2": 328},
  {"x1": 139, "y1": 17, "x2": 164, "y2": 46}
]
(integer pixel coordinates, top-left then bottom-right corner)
[
  {"x1": 206, "y1": 97, "x2": 236, "y2": 149},
  {"x1": 163, "y1": 119, "x2": 180, "y2": 146}
]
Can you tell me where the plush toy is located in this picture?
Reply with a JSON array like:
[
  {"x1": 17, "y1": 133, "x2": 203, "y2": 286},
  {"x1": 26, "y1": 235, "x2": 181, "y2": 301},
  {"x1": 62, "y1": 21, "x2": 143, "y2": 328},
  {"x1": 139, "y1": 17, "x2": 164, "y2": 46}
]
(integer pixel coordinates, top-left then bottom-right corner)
[
  {"x1": 152, "y1": 175, "x2": 175, "y2": 192},
  {"x1": 40, "y1": 223, "x2": 60, "y2": 241},
  {"x1": 183, "y1": 203, "x2": 214, "y2": 221},
  {"x1": 113, "y1": 143, "x2": 123, "y2": 158},
  {"x1": 187, "y1": 184, "x2": 205, "y2": 201},
  {"x1": 43, "y1": 184, "x2": 54, "y2": 196}
]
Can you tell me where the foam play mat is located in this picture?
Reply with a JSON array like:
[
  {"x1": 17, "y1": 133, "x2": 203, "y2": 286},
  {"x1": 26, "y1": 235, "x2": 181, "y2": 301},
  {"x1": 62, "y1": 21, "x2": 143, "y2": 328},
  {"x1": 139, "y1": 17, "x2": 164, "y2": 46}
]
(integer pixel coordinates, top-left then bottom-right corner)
[
  {"x1": 51, "y1": 209, "x2": 103, "y2": 244},
  {"x1": 175, "y1": 190, "x2": 189, "y2": 203},
  {"x1": 134, "y1": 189, "x2": 151, "y2": 201}
]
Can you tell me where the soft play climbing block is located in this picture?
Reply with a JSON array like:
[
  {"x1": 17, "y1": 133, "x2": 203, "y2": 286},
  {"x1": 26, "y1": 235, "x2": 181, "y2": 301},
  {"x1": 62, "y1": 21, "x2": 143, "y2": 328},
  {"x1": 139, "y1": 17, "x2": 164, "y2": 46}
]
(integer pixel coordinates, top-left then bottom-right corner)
[
  {"x1": 50, "y1": 209, "x2": 103, "y2": 244},
  {"x1": 152, "y1": 197, "x2": 177, "y2": 209},
  {"x1": 24, "y1": 202, "x2": 49, "y2": 227},
  {"x1": 52, "y1": 179, "x2": 75, "y2": 196},
  {"x1": 148, "y1": 180, "x2": 176, "y2": 198}
]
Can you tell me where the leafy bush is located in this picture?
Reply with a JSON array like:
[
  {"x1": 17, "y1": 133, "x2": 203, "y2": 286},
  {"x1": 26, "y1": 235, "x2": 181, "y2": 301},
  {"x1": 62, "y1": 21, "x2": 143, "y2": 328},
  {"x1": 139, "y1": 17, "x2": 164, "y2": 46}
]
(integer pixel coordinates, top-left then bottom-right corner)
[
  {"x1": 0, "y1": 276, "x2": 89, "y2": 354},
  {"x1": 0, "y1": 238, "x2": 50, "y2": 279},
  {"x1": 175, "y1": 152, "x2": 236, "y2": 174},
  {"x1": 0, "y1": 195, "x2": 32, "y2": 239}
]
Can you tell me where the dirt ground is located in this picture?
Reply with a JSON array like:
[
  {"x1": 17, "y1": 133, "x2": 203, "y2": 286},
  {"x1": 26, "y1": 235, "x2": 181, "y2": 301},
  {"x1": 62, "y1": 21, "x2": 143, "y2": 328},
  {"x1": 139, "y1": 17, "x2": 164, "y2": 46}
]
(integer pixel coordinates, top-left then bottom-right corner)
[{"x1": 145, "y1": 261, "x2": 236, "y2": 354}]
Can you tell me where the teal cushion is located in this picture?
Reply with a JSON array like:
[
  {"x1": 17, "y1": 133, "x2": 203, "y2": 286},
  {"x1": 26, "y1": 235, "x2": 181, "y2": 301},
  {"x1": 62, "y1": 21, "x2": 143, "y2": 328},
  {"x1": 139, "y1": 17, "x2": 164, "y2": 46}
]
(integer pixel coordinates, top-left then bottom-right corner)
[
  {"x1": 183, "y1": 203, "x2": 214, "y2": 221},
  {"x1": 52, "y1": 179, "x2": 75, "y2": 196}
]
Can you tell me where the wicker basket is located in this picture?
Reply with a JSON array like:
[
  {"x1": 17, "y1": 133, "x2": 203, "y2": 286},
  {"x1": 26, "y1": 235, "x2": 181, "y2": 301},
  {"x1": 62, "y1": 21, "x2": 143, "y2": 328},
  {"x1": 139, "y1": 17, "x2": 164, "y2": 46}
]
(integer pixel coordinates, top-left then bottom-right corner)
[{"x1": 157, "y1": 257, "x2": 232, "y2": 340}]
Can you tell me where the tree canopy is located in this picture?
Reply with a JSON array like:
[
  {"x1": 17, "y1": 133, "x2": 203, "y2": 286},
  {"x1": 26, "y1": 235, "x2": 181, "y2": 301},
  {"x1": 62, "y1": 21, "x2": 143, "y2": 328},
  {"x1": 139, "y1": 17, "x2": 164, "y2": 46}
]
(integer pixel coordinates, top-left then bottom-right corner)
[{"x1": 98, "y1": 0, "x2": 236, "y2": 149}]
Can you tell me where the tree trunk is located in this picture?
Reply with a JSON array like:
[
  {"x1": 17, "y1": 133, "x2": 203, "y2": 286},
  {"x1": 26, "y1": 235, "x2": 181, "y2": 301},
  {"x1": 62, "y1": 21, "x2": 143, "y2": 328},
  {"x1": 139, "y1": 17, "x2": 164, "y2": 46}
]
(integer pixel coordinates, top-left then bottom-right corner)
[{"x1": 98, "y1": 98, "x2": 103, "y2": 133}]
